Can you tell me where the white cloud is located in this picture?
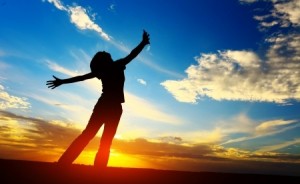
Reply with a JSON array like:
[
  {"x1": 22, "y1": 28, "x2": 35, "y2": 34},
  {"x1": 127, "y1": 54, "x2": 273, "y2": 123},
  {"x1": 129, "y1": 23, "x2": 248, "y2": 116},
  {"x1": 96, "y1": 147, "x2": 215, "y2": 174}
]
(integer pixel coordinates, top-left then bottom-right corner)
[
  {"x1": 255, "y1": 119, "x2": 297, "y2": 135},
  {"x1": 260, "y1": 21, "x2": 279, "y2": 27},
  {"x1": 221, "y1": 119, "x2": 300, "y2": 145},
  {"x1": 45, "y1": 59, "x2": 79, "y2": 76},
  {"x1": 47, "y1": 0, "x2": 110, "y2": 40},
  {"x1": 239, "y1": 0, "x2": 258, "y2": 4},
  {"x1": 179, "y1": 128, "x2": 224, "y2": 144},
  {"x1": 48, "y1": 0, "x2": 67, "y2": 11},
  {"x1": 247, "y1": 0, "x2": 300, "y2": 28},
  {"x1": 69, "y1": 6, "x2": 110, "y2": 40},
  {"x1": 161, "y1": 48, "x2": 300, "y2": 103},
  {"x1": 256, "y1": 138, "x2": 300, "y2": 153},
  {"x1": 0, "y1": 84, "x2": 30, "y2": 110},
  {"x1": 108, "y1": 4, "x2": 116, "y2": 12},
  {"x1": 274, "y1": 0, "x2": 300, "y2": 27},
  {"x1": 158, "y1": 113, "x2": 255, "y2": 145},
  {"x1": 137, "y1": 78, "x2": 147, "y2": 85},
  {"x1": 162, "y1": 1, "x2": 300, "y2": 104}
]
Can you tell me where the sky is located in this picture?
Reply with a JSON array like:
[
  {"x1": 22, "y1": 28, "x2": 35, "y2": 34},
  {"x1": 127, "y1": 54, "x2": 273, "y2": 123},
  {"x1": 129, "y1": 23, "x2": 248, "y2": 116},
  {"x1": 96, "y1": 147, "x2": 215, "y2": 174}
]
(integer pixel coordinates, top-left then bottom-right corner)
[{"x1": 0, "y1": 0, "x2": 300, "y2": 176}]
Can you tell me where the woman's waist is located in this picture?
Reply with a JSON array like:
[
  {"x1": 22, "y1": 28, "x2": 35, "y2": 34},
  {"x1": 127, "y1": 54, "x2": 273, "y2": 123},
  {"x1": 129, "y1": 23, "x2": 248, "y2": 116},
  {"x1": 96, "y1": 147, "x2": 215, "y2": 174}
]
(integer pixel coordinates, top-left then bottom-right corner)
[{"x1": 99, "y1": 93, "x2": 125, "y2": 103}]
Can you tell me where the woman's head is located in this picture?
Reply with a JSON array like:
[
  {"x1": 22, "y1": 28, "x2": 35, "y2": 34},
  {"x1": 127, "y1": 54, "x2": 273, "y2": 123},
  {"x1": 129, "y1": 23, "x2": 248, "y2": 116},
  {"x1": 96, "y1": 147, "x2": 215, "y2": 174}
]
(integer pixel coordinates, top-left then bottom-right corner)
[{"x1": 90, "y1": 51, "x2": 112, "y2": 74}]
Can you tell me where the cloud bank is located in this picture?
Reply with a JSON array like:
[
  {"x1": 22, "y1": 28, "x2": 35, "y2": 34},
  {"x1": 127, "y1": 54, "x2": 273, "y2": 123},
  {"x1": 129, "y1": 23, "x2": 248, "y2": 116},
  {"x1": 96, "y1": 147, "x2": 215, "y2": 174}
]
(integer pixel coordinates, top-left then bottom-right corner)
[
  {"x1": 0, "y1": 110, "x2": 299, "y2": 175},
  {"x1": 161, "y1": 0, "x2": 300, "y2": 104},
  {"x1": 0, "y1": 84, "x2": 30, "y2": 110}
]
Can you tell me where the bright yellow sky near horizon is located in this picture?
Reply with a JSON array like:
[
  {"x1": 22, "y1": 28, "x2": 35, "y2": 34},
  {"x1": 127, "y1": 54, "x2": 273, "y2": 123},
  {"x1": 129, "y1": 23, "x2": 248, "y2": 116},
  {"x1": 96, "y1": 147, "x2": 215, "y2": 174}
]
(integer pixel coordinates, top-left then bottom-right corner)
[{"x1": 75, "y1": 149, "x2": 155, "y2": 169}]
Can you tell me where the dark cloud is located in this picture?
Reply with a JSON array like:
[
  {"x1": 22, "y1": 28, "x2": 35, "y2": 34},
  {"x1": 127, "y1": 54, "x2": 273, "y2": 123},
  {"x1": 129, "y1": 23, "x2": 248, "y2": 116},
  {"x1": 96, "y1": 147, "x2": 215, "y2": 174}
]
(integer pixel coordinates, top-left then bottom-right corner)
[
  {"x1": 0, "y1": 110, "x2": 84, "y2": 161},
  {"x1": 112, "y1": 138, "x2": 228, "y2": 161},
  {"x1": 0, "y1": 110, "x2": 79, "y2": 144},
  {"x1": 249, "y1": 153, "x2": 300, "y2": 162},
  {"x1": 158, "y1": 136, "x2": 182, "y2": 143}
]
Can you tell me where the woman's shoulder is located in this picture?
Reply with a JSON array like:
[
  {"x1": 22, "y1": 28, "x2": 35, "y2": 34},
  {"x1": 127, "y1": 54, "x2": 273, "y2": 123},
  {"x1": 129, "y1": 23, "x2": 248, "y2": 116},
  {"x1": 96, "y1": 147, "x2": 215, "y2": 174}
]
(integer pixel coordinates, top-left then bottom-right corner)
[{"x1": 113, "y1": 59, "x2": 126, "y2": 70}]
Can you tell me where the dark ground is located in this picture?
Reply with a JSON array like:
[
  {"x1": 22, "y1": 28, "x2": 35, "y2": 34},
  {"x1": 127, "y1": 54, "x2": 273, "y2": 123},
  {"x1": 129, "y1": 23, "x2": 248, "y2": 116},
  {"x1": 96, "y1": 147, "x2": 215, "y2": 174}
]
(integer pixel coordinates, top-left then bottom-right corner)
[{"x1": 0, "y1": 159, "x2": 299, "y2": 184}]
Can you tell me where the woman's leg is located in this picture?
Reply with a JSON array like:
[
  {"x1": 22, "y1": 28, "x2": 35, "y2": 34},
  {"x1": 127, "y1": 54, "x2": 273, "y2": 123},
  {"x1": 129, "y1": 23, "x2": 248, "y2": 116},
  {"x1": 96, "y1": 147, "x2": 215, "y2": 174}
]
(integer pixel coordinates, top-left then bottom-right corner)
[
  {"x1": 58, "y1": 102, "x2": 104, "y2": 165},
  {"x1": 94, "y1": 104, "x2": 122, "y2": 168}
]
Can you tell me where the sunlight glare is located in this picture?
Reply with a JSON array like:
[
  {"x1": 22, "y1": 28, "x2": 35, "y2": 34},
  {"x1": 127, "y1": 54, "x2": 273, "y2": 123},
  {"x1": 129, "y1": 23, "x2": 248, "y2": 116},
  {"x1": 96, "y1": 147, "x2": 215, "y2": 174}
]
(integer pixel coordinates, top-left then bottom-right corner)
[
  {"x1": 108, "y1": 149, "x2": 151, "y2": 168},
  {"x1": 74, "y1": 149, "x2": 152, "y2": 169}
]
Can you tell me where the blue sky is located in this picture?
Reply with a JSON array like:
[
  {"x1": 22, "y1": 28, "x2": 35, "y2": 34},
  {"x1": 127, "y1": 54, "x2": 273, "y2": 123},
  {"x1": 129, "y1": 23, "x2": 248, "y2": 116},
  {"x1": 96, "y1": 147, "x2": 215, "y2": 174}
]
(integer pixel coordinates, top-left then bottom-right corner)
[{"x1": 0, "y1": 0, "x2": 300, "y2": 176}]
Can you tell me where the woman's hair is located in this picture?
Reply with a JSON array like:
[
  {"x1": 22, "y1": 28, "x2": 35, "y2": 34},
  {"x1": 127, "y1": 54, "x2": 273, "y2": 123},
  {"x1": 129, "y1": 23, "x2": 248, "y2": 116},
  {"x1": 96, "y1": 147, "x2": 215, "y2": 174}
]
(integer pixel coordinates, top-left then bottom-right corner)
[{"x1": 90, "y1": 51, "x2": 112, "y2": 74}]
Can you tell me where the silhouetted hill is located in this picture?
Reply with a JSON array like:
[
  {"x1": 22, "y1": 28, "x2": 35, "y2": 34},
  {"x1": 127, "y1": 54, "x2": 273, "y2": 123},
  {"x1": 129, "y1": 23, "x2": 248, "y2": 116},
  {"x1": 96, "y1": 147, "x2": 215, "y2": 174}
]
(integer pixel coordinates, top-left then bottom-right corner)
[{"x1": 0, "y1": 159, "x2": 299, "y2": 184}]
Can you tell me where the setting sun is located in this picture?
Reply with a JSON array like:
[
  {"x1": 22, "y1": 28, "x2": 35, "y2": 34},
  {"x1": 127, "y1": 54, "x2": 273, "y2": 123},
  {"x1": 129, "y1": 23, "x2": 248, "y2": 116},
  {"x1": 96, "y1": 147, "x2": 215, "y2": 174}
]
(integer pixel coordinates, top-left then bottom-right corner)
[{"x1": 74, "y1": 149, "x2": 152, "y2": 169}]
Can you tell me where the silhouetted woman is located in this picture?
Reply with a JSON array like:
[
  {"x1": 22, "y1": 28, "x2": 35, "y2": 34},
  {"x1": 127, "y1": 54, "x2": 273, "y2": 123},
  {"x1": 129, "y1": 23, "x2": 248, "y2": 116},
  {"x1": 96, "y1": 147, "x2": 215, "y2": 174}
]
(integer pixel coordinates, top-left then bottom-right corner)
[{"x1": 47, "y1": 30, "x2": 150, "y2": 169}]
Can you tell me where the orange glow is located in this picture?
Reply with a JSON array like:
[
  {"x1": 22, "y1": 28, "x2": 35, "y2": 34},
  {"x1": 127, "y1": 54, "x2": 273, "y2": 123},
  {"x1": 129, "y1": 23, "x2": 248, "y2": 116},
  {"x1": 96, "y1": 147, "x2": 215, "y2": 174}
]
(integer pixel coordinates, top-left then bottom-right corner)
[
  {"x1": 74, "y1": 150, "x2": 96, "y2": 165},
  {"x1": 74, "y1": 149, "x2": 153, "y2": 169},
  {"x1": 108, "y1": 149, "x2": 153, "y2": 168}
]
